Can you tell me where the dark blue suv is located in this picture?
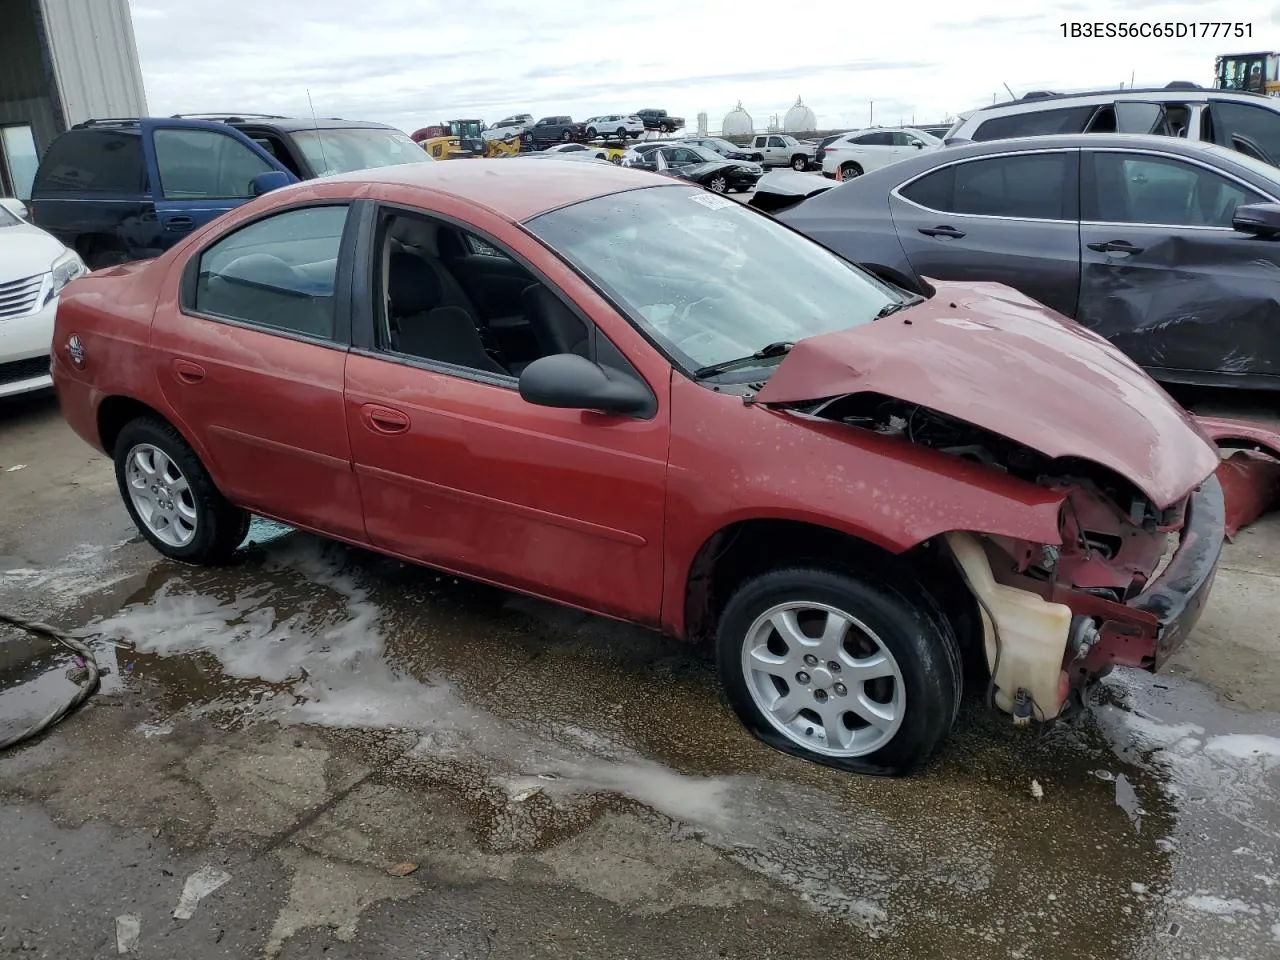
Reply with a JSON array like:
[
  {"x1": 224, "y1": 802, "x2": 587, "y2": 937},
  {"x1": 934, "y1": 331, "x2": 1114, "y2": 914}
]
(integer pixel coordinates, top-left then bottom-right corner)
[{"x1": 29, "y1": 115, "x2": 428, "y2": 269}]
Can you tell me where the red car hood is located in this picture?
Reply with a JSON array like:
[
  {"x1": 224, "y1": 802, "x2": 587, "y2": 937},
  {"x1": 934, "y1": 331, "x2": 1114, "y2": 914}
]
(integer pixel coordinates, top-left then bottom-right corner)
[{"x1": 752, "y1": 280, "x2": 1220, "y2": 509}]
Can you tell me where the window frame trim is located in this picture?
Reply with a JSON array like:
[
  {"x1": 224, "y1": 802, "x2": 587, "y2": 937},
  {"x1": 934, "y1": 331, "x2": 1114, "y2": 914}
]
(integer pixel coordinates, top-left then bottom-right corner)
[
  {"x1": 890, "y1": 146, "x2": 1082, "y2": 224},
  {"x1": 178, "y1": 198, "x2": 361, "y2": 348},
  {"x1": 1079, "y1": 146, "x2": 1278, "y2": 230}
]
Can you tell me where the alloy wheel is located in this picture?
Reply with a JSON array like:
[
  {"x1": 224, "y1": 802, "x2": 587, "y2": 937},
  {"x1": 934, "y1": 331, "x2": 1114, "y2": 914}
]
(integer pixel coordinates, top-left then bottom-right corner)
[{"x1": 124, "y1": 443, "x2": 198, "y2": 548}]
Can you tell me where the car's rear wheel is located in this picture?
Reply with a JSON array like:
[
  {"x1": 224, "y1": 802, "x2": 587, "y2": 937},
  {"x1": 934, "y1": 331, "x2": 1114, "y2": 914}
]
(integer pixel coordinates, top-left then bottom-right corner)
[
  {"x1": 708, "y1": 175, "x2": 728, "y2": 193},
  {"x1": 716, "y1": 567, "x2": 962, "y2": 775},
  {"x1": 113, "y1": 417, "x2": 249, "y2": 565},
  {"x1": 791, "y1": 155, "x2": 808, "y2": 171},
  {"x1": 839, "y1": 162, "x2": 863, "y2": 181}
]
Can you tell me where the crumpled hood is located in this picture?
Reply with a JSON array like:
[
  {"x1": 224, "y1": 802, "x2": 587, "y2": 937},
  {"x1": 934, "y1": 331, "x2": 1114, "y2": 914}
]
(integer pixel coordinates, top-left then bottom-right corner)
[{"x1": 753, "y1": 279, "x2": 1220, "y2": 509}]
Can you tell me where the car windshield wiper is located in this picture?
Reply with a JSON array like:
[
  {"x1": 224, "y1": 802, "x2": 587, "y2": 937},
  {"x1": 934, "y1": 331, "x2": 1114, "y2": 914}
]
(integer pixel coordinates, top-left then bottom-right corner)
[
  {"x1": 874, "y1": 294, "x2": 925, "y2": 320},
  {"x1": 693, "y1": 341, "x2": 794, "y2": 379}
]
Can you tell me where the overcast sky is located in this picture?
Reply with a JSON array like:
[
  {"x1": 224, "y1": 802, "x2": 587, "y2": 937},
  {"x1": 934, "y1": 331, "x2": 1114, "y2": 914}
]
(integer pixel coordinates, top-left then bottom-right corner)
[{"x1": 128, "y1": 0, "x2": 1279, "y2": 134}]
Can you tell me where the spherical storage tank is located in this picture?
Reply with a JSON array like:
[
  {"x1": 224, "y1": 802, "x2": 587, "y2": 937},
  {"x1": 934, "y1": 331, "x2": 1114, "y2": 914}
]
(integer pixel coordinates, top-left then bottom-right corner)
[
  {"x1": 722, "y1": 101, "x2": 753, "y2": 136},
  {"x1": 783, "y1": 96, "x2": 816, "y2": 134}
]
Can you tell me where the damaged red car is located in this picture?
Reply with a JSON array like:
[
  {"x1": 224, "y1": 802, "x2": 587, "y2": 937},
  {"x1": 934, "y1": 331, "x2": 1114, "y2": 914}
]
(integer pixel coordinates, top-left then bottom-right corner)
[{"x1": 51, "y1": 160, "x2": 1227, "y2": 775}]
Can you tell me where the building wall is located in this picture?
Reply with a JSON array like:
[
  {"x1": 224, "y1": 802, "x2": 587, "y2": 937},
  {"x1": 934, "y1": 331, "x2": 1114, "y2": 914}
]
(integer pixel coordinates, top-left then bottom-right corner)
[
  {"x1": 39, "y1": 0, "x2": 148, "y2": 127},
  {"x1": 0, "y1": 0, "x2": 61, "y2": 153}
]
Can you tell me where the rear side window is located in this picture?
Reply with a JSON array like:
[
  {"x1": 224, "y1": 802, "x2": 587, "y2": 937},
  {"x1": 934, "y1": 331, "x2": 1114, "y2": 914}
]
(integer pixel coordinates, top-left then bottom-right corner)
[
  {"x1": 971, "y1": 106, "x2": 1096, "y2": 141},
  {"x1": 192, "y1": 205, "x2": 349, "y2": 339},
  {"x1": 32, "y1": 129, "x2": 146, "y2": 196},
  {"x1": 853, "y1": 132, "x2": 894, "y2": 146},
  {"x1": 153, "y1": 128, "x2": 275, "y2": 200},
  {"x1": 1205, "y1": 100, "x2": 1280, "y2": 166},
  {"x1": 900, "y1": 152, "x2": 1077, "y2": 220}
]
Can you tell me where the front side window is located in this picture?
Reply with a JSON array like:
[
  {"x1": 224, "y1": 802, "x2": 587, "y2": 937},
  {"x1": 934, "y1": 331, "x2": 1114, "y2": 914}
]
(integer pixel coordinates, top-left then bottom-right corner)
[
  {"x1": 1082, "y1": 152, "x2": 1264, "y2": 227},
  {"x1": 899, "y1": 152, "x2": 1077, "y2": 220},
  {"x1": 525, "y1": 186, "x2": 900, "y2": 376},
  {"x1": 153, "y1": 128, "x2": 275, "y2": 200},
  {"x1": 193, "y1": 205, "x2": 349, "y2": 338}
]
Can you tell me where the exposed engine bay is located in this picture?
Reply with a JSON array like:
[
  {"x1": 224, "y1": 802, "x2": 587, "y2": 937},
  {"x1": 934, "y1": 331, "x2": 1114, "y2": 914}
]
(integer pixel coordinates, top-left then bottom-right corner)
[{"x1": 800, "y1": 392, "x2": 1206, "y2": 722}]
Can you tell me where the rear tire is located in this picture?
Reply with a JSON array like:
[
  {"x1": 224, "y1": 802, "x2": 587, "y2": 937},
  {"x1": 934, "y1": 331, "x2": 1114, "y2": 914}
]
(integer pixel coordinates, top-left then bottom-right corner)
[
  {"x1": 791, "y1": 155, "x2": 808, "y2": 171},
  {"x1": 715, "y1": 566, "x2": 962, "y2": 776},
  {"x1": 839, "y1": 162, "x2": 863, "y2": 181},
  {"x1": 113, "y1": 417, "x2": 249, "y2": 566},
  {"x1": 708, "y1": 175, "x2": 728, "y2": 193}
]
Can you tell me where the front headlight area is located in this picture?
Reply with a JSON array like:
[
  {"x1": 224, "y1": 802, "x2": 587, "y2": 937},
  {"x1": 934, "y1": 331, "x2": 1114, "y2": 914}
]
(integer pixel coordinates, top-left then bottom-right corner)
[{"x1": 44, "y1": 249, "x2": 88, "y2": 304}]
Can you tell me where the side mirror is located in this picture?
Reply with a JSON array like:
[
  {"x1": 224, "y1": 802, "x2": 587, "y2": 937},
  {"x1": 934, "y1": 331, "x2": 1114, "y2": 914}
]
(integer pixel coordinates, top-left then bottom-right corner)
[
  {"x1": 912, "y1": 141, "x2": 923, "y2": 149},
  {"x1": 1232, "y1": 202, "x2": 1280, "y2": 238},
  {"x1": 0, "y1": 197, "x2": 28, "y2": 221},
  {"x1": 250, "y1": 171, "x2": 293, "y2": 196},
  {"x1": 518, "y1": 353, "x2": 653, "y2": 417}
]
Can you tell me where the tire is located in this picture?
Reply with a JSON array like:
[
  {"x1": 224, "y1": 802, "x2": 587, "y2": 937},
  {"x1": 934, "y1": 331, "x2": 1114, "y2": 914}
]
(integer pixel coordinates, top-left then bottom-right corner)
[
  {"x1": 561, "y1": 130, "x2": 572, "y2": 142},
  {"x1": 586, "y1": 127, "x2": 598, "y2": 138},
  {"x1": 615, "y1": 127, "x2": 626, "y2": 139},
  {"x1": 659, "y1": 123, "x2": 670, "y2": 134},
  {"x1": 715, "y1": 566, "x2": 962, "y2": 776},
  {"x1": 521, "y1": 132, "x2": 533, "y2": 145},
  {"x1": 113, "y1": 417, "x2": 250, "y2": 565},
  {"x1": 791, "y1": 155, "x2": 808, "y2": 172},
  {"x1": 839, "y1": 162, "x2": 863, "y2": 181},
  {"x1": 708, "y1": 175, "x2": 728, "y2": 193}
]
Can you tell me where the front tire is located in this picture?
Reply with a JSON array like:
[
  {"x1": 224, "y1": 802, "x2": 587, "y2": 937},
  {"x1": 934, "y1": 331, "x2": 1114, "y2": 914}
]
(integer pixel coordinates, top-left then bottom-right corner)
[
  {"x1": 113, "y1": 417, "x2": 249, "y2": 565},
  {"x1": 715, "y1": 567, "x2": 962, "y2": 776}
]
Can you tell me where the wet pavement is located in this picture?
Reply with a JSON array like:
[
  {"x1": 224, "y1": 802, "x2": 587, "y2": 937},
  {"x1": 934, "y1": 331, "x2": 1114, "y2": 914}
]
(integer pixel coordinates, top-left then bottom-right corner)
[{"x1": 2, "y1": 390, "x2": 1279, "y2": 959}]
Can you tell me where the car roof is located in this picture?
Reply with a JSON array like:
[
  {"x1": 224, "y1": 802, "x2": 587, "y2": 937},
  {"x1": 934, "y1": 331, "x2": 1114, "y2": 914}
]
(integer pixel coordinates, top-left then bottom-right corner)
[
  {"x1": 971, "y1": 86, "x2": 1273, "y2": 114},
  {"x1": 319, "y1": 157, "x2": 670, "y2": 221},
  {"x1": 72, "y1": 115, "x2": 399, "y2": 132},
  {"x1": 934, "y1": 131, "x2": 1233, "y2": 155}
]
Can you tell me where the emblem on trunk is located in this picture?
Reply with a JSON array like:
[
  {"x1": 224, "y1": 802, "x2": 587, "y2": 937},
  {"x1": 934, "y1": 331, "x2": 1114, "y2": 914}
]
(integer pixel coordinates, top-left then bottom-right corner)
[{"x1": 67, "y1": 335, "x2": 84, "y2": 367}]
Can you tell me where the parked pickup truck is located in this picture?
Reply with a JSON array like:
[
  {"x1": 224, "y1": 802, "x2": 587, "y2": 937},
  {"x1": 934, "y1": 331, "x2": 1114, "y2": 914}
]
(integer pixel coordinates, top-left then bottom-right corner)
[
  {"x1": 749, "y1": 134, "x2": 818, "y2": 171},
  {"x1": 635, "y1": 109, "x2": 685, "y2": 133},
  {"x1": 522, "y1": 116, "x2": 587, "y2": 146}
]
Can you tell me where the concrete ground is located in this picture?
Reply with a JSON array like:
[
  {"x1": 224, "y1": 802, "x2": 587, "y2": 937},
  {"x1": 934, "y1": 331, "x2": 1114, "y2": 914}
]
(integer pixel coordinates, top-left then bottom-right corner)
[{"x1": 2, "y1": 388, "x2": 1279, "y2": 960}]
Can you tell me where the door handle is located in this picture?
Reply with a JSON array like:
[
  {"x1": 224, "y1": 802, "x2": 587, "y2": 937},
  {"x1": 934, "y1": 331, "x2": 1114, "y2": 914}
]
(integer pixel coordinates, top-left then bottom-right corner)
[
  {"x1": 163, "y1": 216, "x2": 195, "y2": 232},
  {"x1": 171, "y1": 359, "x2": 205, "y2": 384},
  {"x1": 919, "y1": 225, "x2": 966, "y2": 239},
  {"x1": 361, "y1": 403, "x2": 410, "y2": 434},
  {"x1": 1088, "y1": 239, "x2": 1144, "y2": 255}
]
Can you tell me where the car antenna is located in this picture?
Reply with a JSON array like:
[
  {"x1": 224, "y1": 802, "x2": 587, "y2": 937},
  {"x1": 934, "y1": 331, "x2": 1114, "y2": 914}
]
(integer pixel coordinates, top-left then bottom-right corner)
[
  {"x1": 1002, "y1": 82, "x2": 1016, "y2": 100},
  {"x1": 306, "y1": 88, "x2": 330, "y2": 174}
]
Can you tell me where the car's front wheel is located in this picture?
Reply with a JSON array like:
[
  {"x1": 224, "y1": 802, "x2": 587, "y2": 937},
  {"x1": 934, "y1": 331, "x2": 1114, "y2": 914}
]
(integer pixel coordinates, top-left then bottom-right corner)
[
  {"x1": 716, "y1": 567, "x2": 962, "y2": 775},
  {"x1": 113, "y1": 417, "x2": 249, "y2": 565}
]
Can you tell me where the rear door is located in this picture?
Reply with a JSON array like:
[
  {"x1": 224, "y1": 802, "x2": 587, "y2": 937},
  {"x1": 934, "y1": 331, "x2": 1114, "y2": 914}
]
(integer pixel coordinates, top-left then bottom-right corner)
[
  {"x1": 889, "y1": 147, "x2": 1082, "y2": 317},
  {"x1": 1077, "y1": 146, "x2": 1280, "y2": 383},
  {"x1": 139, "y1": 118, "x2": 297, "y2": 240}
]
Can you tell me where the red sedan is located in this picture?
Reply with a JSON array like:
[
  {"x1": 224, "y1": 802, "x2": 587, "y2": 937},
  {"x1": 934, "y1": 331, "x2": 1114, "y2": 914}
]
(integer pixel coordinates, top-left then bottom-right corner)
[{"x1": 52, "y1": 160, "x2": 1226, "y2": 775}]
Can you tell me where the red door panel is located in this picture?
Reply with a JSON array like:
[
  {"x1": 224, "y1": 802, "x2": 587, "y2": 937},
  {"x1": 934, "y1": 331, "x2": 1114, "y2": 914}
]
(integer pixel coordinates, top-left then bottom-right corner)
[
  {"x1": 150, "y1": 313, "x2": 364, "y2": 541},
  {"x1": 344, "y1": 353, "x2": 670, "y2": 624}
]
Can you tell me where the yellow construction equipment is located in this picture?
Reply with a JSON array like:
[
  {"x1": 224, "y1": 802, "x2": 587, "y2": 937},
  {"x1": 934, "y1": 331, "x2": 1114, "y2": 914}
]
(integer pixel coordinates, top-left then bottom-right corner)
[{"x1": 1215, "y1": 52, "x2": 1280, "y2": 96}]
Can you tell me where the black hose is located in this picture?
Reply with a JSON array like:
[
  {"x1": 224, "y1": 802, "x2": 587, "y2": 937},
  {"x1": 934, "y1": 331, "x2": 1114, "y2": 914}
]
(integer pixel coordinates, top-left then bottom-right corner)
[{"x1": 0, "y1": 613, "x2": 101, "y2": 751}]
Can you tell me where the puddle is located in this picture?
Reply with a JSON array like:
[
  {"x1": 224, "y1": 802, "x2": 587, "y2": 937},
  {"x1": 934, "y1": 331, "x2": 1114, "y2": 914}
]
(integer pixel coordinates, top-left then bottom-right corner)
[{"x1": 5, "y1": 530, "x2": 1280, "y2": 956}]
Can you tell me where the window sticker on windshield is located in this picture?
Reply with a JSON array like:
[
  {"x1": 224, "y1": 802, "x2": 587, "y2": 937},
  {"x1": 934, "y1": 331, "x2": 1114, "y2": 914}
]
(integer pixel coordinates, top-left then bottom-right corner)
[{"x1": 689, "y1": 192, "x2": 737, "y2": 210}]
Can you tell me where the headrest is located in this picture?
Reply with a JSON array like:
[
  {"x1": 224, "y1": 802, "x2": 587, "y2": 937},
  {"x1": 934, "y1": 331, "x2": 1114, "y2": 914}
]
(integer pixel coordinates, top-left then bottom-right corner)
[{"x1": 388, "y1": 252, "x2": 442, "y2": 315}]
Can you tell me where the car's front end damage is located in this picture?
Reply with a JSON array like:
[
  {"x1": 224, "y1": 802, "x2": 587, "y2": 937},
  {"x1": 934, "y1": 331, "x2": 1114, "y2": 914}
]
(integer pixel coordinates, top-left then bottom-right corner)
[{"x1": 749, "y1": 279, "x2": 1232, "y2": 724}]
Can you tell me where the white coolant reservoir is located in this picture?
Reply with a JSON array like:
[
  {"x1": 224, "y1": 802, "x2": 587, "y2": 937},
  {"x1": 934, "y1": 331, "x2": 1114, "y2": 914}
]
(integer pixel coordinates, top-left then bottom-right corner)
[{"x1": 945, "y1": 532, "x2": 1073, "y2": 720}]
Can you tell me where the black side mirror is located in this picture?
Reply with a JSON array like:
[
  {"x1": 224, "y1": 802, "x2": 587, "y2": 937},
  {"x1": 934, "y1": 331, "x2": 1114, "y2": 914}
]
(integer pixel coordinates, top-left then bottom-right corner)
[
  {"x1": 1232, "y1": 202, "x2": 1280, "y2": 238},
  {"x1": 250, "y1": 171, "x2": 293, "y2": 196},
  {"x1": 518, "y1": 353, "x2": 654, "y2": 417}
]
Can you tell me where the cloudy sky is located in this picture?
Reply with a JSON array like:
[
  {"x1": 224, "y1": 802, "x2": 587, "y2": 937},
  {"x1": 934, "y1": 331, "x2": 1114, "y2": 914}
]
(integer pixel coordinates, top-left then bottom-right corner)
[{"x1": 128, "y1": 0, "x2": 1279, "y2": 134}]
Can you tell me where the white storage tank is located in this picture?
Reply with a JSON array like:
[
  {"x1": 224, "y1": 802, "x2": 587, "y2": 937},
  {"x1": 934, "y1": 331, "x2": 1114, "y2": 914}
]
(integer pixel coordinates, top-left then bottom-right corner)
[
  {"x1": 782, "y1": 96, "x2": 816, "y2": 134},
  {"x1": 721, "y1": 101, "x2": 753, "y2": 136}
]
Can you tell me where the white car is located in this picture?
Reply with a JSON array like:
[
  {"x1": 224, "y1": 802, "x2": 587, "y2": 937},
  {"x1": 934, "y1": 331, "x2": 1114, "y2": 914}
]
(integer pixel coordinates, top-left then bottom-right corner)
[
  {"x1": 540, "y1": 142, "x2": 614, "y2": 161},
  {"x1": 583, "y1": 115, "x2": 644, "y2": 139},
  {"x1": 0, "y1": 198, "x2": 87, "y2": 399},
  {"x1": 483, "y1": 113, "x2": 533, "y2": 142},
  {"x1": 821, "y1": 127, "x2": 942, "y2": 180}
]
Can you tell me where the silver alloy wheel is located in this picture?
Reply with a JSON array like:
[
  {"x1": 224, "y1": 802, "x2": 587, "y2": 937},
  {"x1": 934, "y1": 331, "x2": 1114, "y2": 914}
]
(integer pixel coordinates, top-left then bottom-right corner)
[
  {"x1": 740, "y1": 601, "x2": 905, "y2": 757},
  {"x1": 709, "y1": 175, "x2": 727, "y2": 192},
  {"x1": 792, "y1": 156, "x2": 806, "y2": 171},
  {"x1": 124, "y1": 443, "x2": 198, "y2": 548},
  {"x1": 841, "y1": 164, "x2": 861, "y2": 180}
]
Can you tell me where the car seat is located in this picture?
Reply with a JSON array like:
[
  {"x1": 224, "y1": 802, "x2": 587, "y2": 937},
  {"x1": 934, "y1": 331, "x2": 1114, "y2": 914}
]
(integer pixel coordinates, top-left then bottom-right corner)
[{"x1": 387, "y1": 252, "x2": 506, "y2": 374}]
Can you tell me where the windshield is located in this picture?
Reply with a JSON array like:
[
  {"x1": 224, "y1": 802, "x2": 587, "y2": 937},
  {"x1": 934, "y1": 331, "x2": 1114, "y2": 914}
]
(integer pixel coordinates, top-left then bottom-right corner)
[
  {"x1": 526, "y1": 185, "x2": 903, "y2": 375},
  {"x1": 292, "y1": 128, "x2": 431, "y2": 176},
  {"x1": 684, "y1": 143, "x2": 729, "y2": 163}
]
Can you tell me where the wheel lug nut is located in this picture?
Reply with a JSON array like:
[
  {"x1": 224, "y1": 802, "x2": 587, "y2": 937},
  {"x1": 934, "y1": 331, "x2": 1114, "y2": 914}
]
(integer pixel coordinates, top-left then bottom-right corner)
[
  {"x1": 796, "y1": 671, "x2": 810, "y2": 684},
  {"x1": 828, "y1": 661, "x2": 841, "y2": 673},
  {"x1": 814, "y1": 689, "x2": 828, "y2": 703},
  {"x1": 834, "y1": 683, "x2": 847, "y2": 696},
  {"x1": 803, "y1": 655, "x2": 818, "y2": 666}
]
